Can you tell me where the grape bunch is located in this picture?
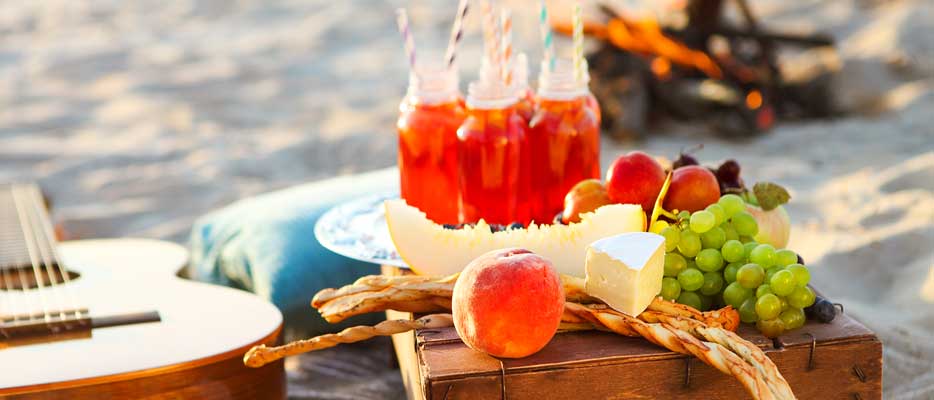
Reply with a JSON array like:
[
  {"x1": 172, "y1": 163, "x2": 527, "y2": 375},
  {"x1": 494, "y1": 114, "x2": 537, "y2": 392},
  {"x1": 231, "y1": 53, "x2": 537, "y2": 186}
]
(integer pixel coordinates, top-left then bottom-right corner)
[{"x1": 650, "y1": 194, "x2": 816, "y2": 338}]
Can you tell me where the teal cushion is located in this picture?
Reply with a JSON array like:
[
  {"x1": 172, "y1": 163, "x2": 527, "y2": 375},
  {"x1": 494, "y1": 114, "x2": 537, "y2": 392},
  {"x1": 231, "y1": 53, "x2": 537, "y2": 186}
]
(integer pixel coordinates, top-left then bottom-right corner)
[{"x1": 188, "y1": 168, "x2": 397, "y2": 340}]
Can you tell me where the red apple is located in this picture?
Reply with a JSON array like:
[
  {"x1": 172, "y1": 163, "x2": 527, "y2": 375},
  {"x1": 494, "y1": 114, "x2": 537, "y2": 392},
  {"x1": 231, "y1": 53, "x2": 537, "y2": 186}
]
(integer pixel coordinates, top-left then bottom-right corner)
[
  {"x1": 747, "y1": 204, "x2": 791, "y2": 248},
  {"x1": 663, "y1": 166, "x2": 721, "y2": 212},
  {"x1": 605, "y1": 151, "x2": 666, "y2": 213},
  {"x1": 452, "y1": 248, "x2": 564, "y2": 358}
]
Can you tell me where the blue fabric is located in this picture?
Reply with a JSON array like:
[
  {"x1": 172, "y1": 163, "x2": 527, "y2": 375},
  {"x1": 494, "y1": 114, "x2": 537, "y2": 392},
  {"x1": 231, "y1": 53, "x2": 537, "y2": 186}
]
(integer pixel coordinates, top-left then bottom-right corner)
[{"x1": 188, "y1": 168, "x2": 398, "y2": 340}]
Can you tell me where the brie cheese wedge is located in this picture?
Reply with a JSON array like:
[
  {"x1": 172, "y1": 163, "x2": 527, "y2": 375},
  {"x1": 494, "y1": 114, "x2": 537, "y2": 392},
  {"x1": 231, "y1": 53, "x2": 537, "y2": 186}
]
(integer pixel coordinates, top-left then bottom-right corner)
[{"x1": 584, "y1": 232, "x2": 665, "y2": 316}]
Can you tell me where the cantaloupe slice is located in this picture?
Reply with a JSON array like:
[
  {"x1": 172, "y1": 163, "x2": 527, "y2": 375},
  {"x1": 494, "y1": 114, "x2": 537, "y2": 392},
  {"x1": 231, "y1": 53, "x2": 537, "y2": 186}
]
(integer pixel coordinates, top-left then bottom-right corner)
[{"x1": 384, "y1": 200, "x2": 645, "y2": 277}]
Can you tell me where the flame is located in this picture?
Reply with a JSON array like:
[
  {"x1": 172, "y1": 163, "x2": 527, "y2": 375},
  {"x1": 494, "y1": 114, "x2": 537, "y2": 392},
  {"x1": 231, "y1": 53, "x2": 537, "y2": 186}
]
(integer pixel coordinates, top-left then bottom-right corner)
[
  {"x1": 553, "y1": 17, "x2": 722, "y2": 80},
  {"x1": 746, "y1": 90, "x2": 763, "y2": 109}
]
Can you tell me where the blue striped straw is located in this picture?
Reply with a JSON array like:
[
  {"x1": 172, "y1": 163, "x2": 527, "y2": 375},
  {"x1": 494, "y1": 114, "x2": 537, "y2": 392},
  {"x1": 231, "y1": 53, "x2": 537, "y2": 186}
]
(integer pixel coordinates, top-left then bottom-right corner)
[
  {"x1": 539, "y1": 0, "x2": 555, "y2": 72},
  {"x1": 395, "y1": 8, "x2": 417, "y2": 70}
]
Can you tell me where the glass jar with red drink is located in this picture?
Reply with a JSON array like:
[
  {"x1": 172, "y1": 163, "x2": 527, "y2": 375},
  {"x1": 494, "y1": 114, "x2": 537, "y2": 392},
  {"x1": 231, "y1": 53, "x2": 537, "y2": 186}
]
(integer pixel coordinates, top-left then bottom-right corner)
[
  {"x1": 528, "y1": 59, "x2": 601, "y2": 223},
  {"x1": 397, "y1": 63, "x2": 466, "y2": 224},
  {"x1": 457, "y1": 79, "x2": 531, "y2": 226}
]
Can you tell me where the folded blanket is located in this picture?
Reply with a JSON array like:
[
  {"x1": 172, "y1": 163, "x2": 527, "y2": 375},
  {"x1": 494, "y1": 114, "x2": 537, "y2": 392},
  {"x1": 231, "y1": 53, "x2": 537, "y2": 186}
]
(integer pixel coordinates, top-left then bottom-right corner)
[{"x1": 188, "y1": 168, "x2": 397, "y2": 340}]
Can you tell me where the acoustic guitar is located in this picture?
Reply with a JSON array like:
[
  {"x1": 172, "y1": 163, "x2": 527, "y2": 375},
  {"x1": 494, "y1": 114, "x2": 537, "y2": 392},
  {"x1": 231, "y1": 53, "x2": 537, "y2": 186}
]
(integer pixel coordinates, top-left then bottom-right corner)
[{"x1": 0, "y1": 183, "x2": 285, "y2": 399}]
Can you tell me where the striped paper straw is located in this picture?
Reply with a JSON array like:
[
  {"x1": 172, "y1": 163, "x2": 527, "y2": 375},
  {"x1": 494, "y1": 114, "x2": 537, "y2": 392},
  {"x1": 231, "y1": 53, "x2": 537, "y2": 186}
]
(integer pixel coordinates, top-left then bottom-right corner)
[
  {"x1": 572, "y1": 1, "x2": 584, "y2": 85},
  {"x1": 444, "y1": 0, "x2": 470, "y2": 68},
  {"x1": 539, "y1": 0, "x2": 555, "y2": 73},
  {"x1": 395, "y1": 8, "x2": 416, "y2": 70},
  {"x1": 501, "y1": 9, "x2": 513, "y2": 86},
  {"x1": 480, "y1": 0, "x2": 501, "y2": 85}
]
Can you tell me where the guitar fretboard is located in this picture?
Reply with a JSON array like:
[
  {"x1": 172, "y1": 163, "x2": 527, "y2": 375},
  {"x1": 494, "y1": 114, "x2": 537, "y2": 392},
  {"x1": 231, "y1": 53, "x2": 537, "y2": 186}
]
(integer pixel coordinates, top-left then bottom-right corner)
[{"x1": 0, "y1": 184, "x2": 41, "y2": 271}]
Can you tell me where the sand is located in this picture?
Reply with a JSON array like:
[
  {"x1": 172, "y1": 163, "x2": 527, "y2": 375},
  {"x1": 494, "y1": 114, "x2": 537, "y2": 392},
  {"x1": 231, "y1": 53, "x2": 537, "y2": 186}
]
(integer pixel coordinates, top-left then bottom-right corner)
[{"x1": 0, "y1": 0, "x2": 932, "y2": 398}]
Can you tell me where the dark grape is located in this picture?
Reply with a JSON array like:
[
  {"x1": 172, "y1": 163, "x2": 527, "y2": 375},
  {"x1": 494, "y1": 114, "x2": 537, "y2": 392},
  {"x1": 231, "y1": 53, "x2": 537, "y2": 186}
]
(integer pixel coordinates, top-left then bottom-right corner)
[
  {"x1": 442, "y1": 224, "x2": 459, "y2": 230},
  {"x1": 796, "y1": 253, "x2": 805, "y2": 265},
  {"x1": 716, "y1": 159, "x2": 745, "y2": 192},
  {"x1": 804, "y1": 296, "x2": 837, "y2": 323},
  {"x1": 508, "y1": 222, "x2": 524, "y2": 230},
  {"x1": 489, "y1": 224, "x2": 506, "y2": 232},
  {"x1": 672, "y1": 152, "x2": 699, "y2": 169}
]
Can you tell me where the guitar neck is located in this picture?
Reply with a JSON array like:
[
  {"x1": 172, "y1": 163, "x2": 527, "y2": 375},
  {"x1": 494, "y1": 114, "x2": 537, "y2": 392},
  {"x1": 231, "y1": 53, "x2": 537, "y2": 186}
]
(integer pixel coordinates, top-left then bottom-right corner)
[{"x1": 0, "y1": 183, "x2": 58, "y2": 271}]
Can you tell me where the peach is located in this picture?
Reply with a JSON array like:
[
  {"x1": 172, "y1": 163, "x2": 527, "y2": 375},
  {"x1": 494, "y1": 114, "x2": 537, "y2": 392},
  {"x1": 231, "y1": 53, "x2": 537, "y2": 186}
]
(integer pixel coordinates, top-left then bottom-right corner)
[
  {"x1": 452, "y1": 248, "x2": 564, "y2": 358},
  {"x1": 562, "y1": 179, "x2": 612, "y2": 223},
  {"x1": 605, "y1": 151, "x2": 667, "y2": 213},
  {"x1": 663, "y1": 165, "x2": 721, "y2": 212}
]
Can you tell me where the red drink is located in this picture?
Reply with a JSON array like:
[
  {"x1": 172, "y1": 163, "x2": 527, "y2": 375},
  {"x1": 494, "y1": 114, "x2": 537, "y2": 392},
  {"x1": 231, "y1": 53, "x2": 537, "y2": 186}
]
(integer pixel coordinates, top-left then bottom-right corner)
[
  {"x1": 457, "y1": 81, "x2": 531, "y2": 225},
  {"x1": 528, "y1": 59, "x2": 601, "y2": 223},
  {"x1": 397, "y1": 65, "x2": 465, "y2": 224}
]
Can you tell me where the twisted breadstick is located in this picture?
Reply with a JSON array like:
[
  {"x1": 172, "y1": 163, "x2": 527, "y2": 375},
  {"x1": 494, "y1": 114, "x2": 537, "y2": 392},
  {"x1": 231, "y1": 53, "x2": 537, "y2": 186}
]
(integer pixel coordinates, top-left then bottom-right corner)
[
  {"x1": 311, "y1": 274, "x2": 458, "y2": 308},
  {"x1": 243, "y1": 314, "x2": 454, "y2": 368}
]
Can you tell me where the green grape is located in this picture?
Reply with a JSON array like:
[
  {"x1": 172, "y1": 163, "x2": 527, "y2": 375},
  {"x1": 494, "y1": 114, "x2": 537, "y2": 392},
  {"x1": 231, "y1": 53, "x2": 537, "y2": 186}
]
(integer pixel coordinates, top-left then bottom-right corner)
[
  {"x1": 677, "y1": 210, "x2": 691, "y2": 220},
  {"x1": 723, "y1": 282, "x2": 753, "y2": 309},
  {"x1": 732, "y1": 211, "x2": 759, "y2": 237},
  {"x1": 739, "y1": 235, "x2": 756, "y2": 243},
  {"x1": 786, "y1": 264, "x2": 811, "y2": 287},
  {"x1": 660, "y1": 277, "x2": 682, "y2": 301},
  {"x1": 780, "y1": 308, "x2": 806, "y2": 330},
  {"x1": 706, "y1": 204, "x2": 726, "y2": 225},
  {"x1": 649, "y1": 219, "x2": 669, "y2": 234},
  {"x1": 700, "y1": 227, "x2": 726, "y2": 249},
  {"x1": 677, "y1": 268, "x2": 704, "y2": 292},
  {"x1": 698, "y1": 293, "x2": 714, "y2": 311},
  {"x1": 755, "y1": 284, "x2": 773, "y2": 298},
  {"x1": 780, "y1": 296, "x2": 790, "y2": 312},
  {"x1": 721, "y1": 240, "x2": 745, "y2": 263},
  {"x1": 722, "y1": 223, "x2": 740, "y2": 241},
  {"x1": 787, "y1": 286, "x2": 816, "y2": 308},
  {"x1": 756, "y1": 318, "x2": 785, "y2": 338},
  {"x1": 765, "y1": 266, "x2": 782, "y2": 282},
  {"x1": 689, "y1": 211, "x2": 716, "y2": 233},
  {"x1": 770, "y1": 270, "x2": 796, "y2": 296},
  {"x1": 700, "y1": 271, "x2": 725, "y2": 296},
  {"x1": 749, "y1": 244, "x2": 776, "y2": 267},
  {"x1": 736, "y1": 263, "x2": 765, "y2": 289},
  {"x1": 677, "y1": 292, "x2": 703, "y2": 311},
  {"x1": 677, "y1": 230, "x2": 702, "y2": 258},
  {"x1": 660, "y1": 226, "x2": 681, "y2": 252},
  {"x1": 774, "y1": 249, "x2": 798, "y2": 267},
  {"x1": 755, "y1": 294, "x2": 782, "y2": 320},
  {"x1": 718, "y1": 194, "x2": 746, "y2": 217},
  {"x1": 739, "y1": 297, "x2": 759, "y2": 323},
  {"x1": 743, "y1": 241, "x2": 759, "y2": 259},
  {"x1": 724, "y1": 262, "x2": 742, "y2": 283},
  {"x1": 663, "y1": 253, "x2": 687, "y2": 277},
  {"x1": 695, "y1": 249, "x2": 724, "y2": 272}
]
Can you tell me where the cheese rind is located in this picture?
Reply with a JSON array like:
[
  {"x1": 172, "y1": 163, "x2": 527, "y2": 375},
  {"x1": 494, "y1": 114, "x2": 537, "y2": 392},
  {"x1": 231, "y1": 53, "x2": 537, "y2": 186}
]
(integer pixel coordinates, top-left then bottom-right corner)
[{"x1": 584, "y1": 232, "x2": 665, "y2": 317}]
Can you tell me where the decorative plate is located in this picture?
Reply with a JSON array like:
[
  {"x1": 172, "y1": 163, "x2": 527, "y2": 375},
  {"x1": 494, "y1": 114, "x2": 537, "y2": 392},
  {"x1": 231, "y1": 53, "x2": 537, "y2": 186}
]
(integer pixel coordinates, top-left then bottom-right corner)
[{"x1": 314, "y1": 192, "x2": 408, "y2": 268}]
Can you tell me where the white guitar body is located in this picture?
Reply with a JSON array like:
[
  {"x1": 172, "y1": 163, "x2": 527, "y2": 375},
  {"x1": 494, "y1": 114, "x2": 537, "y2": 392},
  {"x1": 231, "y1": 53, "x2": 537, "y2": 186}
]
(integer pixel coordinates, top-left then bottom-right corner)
[{"x1": 0, "y1": 239, "x2": 285, "y2": 399}]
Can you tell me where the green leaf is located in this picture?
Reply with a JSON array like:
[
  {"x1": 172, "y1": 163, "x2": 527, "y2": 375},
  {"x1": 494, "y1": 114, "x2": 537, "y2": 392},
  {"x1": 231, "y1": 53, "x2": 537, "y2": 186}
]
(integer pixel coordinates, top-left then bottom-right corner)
[{"x1": 753, "y1": 182, "x2": 790, "y2": 211}]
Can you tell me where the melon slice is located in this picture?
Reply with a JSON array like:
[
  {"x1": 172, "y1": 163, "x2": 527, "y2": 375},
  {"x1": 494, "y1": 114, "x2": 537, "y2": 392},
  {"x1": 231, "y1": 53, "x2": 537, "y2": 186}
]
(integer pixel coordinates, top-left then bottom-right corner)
[{"x1": 384, "y1": 200, "x2": 645, "y2": 277}]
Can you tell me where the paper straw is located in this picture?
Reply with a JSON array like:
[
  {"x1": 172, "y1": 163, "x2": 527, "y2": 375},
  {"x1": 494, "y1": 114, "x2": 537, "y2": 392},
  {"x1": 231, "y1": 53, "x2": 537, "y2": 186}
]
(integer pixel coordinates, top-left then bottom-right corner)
[
  {"x1": 501, "y1": 9, "x2": 513, "y2": 86},
  {"x1": 572, "y1": 1, "x2": 584, "y2": 84},
  {"x1": 480, "y1": 0, "x2": 501, "y2": 85},
  {"x1": 539, "y1": 0, "x2": 555, "y2": 73},
  {"x1": 444, "y1": 0, "x2": 470, "y2": 68},
  {"x1": 395, "y1": 8, "x2": 416, "y2": 70}
]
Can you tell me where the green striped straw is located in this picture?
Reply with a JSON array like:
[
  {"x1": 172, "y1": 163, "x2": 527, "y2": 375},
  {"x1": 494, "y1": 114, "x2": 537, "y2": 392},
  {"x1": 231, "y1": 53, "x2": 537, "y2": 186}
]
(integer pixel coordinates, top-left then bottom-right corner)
[
  {"x1": 539, "y1": 0, "x2": 555, "y2": 72},
  {"x1": 572, "y1": 0, "x2": 584, "y2": 85}
]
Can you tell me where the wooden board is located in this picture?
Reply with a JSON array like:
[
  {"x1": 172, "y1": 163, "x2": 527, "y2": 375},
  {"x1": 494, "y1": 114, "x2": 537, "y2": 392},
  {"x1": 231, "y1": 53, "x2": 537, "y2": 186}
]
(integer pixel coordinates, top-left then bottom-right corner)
[{"x1": 382, "y1": 266, "x2": 882, "y2": 400}]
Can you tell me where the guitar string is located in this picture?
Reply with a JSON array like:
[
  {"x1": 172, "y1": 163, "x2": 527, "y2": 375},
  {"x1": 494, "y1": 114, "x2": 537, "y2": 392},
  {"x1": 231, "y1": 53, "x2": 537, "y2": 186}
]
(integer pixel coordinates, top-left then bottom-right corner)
[
  {"x1": 23, "y1": 185, "x2": 69, "y2": 322},
  {"x1": 12, "y1": 185, "x2": 53, "y2": 324},
  {"x1": 28, "y1": 185, "x2": 81, "y2": 320}
]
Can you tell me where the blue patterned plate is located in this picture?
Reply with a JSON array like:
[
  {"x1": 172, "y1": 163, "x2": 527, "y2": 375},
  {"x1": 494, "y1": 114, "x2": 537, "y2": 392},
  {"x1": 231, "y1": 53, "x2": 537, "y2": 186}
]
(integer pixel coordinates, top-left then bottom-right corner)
[{"x1": 314, "y1": 192, "x2": 408, "y2": 268}]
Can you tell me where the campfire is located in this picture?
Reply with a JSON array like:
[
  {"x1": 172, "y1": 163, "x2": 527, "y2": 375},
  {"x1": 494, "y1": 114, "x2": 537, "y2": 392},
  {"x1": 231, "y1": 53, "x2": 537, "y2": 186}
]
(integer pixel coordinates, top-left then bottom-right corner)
[{"x1": 554, "y1": 0, "x2": 837, "y2": 139}]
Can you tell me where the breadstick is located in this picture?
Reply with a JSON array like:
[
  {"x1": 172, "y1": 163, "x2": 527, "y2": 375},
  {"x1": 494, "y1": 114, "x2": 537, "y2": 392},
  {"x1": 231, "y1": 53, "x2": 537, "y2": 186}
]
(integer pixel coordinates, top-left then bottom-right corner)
[{"x1": 243, "y1": 313, "x2": 454, "y2": 368}]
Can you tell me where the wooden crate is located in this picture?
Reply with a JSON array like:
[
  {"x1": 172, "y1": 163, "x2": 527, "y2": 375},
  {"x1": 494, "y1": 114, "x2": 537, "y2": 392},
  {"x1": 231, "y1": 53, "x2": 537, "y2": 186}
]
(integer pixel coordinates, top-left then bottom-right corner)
[{"x1": 383, "y1": 267, "x2": 882, "y2": 400}]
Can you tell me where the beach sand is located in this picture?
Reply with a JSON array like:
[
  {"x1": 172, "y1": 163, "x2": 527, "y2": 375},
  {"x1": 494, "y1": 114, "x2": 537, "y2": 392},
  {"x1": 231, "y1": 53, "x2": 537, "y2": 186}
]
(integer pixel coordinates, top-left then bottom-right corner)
[{"x1": 1, "y1": 0, "x2": 932, "y2": 398}]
